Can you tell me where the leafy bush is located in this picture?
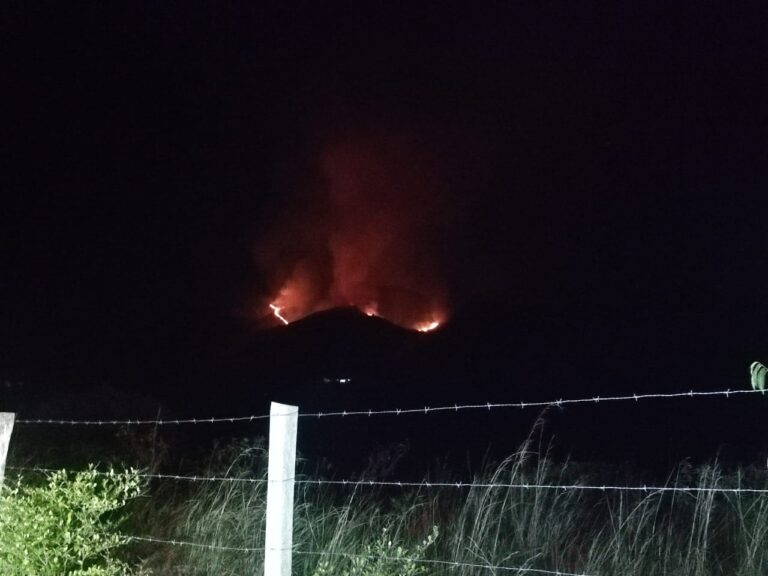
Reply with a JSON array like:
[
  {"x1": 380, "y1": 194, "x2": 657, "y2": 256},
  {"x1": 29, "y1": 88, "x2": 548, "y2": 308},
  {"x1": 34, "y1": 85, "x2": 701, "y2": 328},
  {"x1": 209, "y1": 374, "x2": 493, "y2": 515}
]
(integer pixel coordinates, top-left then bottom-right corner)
[
  {"x1": 0, "y1": 467, "x2": 143, "y2": 576},
  {"x1": 312, "y1": 524, "x2": 439, "y2": 576}
]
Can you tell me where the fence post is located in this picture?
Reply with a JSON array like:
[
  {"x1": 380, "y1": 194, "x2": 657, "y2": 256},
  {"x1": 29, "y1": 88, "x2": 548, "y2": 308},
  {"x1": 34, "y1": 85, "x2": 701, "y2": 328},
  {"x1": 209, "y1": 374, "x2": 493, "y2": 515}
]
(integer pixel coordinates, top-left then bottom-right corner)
[
  {"x1": 264, "y1": 402, "x2": 299, "y2": 576},
  {"x1": 0, "y1": 413, "x2": 15, "y2": 486}
]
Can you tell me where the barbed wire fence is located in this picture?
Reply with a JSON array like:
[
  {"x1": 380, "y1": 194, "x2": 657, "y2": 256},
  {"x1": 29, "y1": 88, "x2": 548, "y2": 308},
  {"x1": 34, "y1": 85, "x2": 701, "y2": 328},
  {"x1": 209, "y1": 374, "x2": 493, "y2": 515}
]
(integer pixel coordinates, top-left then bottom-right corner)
[
  {"x1": 13, "y1": 387, "x2": 761, "y2": 425},
  {"x1": 10, "y1": 465, "x2": 768, "y2": 496},
  {"x1": 2, "y1": 387, "x2": 767, "y2": 576}
]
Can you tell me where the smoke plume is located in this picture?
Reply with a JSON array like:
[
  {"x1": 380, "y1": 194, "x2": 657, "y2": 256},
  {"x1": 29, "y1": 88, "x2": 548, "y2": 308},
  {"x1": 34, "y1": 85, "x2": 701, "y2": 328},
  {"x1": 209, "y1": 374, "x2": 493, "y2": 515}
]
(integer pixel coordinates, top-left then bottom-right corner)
[{"x1": 254, "y1": 130, "x2": 450, "y2": 330}]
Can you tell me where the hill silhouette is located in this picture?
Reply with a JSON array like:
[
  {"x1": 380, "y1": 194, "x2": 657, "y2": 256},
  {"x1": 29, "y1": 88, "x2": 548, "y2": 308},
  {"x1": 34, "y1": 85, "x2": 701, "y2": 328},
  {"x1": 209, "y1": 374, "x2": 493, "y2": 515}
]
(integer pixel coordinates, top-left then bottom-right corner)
[{"x1": 240, "y1": 307, "x2": 428, "y2": 406}]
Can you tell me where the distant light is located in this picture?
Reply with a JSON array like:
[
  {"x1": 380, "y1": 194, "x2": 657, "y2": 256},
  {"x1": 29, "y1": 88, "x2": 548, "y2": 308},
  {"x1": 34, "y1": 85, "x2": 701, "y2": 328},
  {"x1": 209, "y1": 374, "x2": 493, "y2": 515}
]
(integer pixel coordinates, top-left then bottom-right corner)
[{"x1": 322, "y1": 377, "x2": 352, "y2": 384}]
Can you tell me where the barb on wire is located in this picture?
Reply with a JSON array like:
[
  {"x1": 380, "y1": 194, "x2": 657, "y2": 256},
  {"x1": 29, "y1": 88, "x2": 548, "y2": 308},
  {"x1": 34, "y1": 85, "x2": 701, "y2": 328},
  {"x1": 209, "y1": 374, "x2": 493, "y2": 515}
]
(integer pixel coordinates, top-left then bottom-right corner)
[
  {"x1": 10, "y1": 466, "x2": 768, "y2": 496},
  {"x1": 13, "y1": 388, "x2": 763, "y2": 427}
]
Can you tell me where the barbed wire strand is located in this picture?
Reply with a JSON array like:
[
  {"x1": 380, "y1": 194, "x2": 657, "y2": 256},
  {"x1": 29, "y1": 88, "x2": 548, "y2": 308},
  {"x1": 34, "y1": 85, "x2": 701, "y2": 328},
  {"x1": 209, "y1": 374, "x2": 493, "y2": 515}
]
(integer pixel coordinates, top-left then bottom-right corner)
[
  {"x1": 13, "y1": 388, "x2": 763, "y2": 426},
  {"x1": 129, "y1": 535, "x2": 263, "y2": 553},
  {"x1": 296, "y1": 549, "x2": 596, "y2": 576},
  {"x1": 10, "y1": 466, "x2": 768, "y2": 495},
  {"x1": 7, "y1": 466, "x2": 267, "y2": 485},
  {"x1": 130, "y1": 535, "x2": 594, "y2": 576},
  {"x1": 300, "y1": 389, "x2": 762, "y2": 419},
  {"x1": 14, "y1": 413, "x2": 271, "y2": 426},
  {"x1": 298, "y1": 479, "x2": 768, "y2": 495}
]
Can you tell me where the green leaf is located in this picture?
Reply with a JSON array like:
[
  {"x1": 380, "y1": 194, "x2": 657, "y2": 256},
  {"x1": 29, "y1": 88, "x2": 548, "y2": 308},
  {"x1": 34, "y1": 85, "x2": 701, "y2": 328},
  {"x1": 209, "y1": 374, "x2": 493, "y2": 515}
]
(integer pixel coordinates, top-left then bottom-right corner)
[{"x1": 750, "y1": 361, "x2": 767, "y2": 393}]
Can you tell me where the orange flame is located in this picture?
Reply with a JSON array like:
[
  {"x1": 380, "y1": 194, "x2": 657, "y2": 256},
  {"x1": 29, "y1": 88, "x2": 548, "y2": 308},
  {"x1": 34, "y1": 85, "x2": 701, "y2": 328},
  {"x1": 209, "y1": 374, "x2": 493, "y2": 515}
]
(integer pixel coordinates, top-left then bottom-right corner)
[
  {"x1": 363, "y1": 303, "x2": 379, "y2": 317},
  {"x1": 415, "y1": 320, "x2": 440, "y2": 332},
  {"x1": 269, "y1": 303, "x2": 289, "y2": 325}
]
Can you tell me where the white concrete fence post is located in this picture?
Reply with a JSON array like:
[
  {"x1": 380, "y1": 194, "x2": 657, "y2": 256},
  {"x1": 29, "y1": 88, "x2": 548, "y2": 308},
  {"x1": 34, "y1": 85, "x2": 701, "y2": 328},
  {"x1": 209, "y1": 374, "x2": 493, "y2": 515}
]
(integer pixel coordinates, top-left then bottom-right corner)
[
  {"x1": 264, "y1": 402, "x2": 299, "y2": 576},
  {"x1": 0, "y1": 413, "x2": 15, "y2": 486}
]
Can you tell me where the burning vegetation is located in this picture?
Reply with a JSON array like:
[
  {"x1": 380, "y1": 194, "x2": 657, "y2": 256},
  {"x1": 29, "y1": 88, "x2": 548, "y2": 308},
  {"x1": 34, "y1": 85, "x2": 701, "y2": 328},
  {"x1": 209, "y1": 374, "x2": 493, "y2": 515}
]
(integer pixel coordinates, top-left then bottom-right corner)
[{"x1": 255, "y1": 131, "x2": 449, "y2": 332}]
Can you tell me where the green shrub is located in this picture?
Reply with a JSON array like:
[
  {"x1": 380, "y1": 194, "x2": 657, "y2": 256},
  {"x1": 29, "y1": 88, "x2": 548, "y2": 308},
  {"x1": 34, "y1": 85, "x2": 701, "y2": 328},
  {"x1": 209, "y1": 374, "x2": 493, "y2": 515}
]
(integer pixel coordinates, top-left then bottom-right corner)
[
  {"x1": 311, "y1": 524, "x2": 439, "y2": 576},
  {"x1": 0, "y1": 467, "x2": 143, "y2": 576}
]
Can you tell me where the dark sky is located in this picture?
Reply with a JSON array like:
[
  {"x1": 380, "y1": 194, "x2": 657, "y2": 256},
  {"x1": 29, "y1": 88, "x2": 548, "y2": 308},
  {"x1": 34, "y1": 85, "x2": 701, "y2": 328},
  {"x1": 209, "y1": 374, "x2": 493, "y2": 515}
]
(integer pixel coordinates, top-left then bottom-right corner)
[{"x1": 2, "y1": 2, "x2": 767, "y2": 391}]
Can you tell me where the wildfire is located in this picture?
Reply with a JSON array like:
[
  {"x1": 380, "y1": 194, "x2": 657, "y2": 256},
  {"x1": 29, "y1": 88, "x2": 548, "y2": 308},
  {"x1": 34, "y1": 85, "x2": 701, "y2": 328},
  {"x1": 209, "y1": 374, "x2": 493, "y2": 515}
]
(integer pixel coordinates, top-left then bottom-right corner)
[
  {"x1": 255, "y1": 133, "x2": 452, "y2": 335},
  {"x1": 266, "y1": 299, "x2": 444, "y2": 333},
  {"x1": 363, "y1": 303, "x2": 379, "y2": 317},
  {"x1": 269, "y1": 303, "x2": 289, "y2": 325},
  {"x1": 415, "y1": 320, "x2": 440, "y2": 333}
]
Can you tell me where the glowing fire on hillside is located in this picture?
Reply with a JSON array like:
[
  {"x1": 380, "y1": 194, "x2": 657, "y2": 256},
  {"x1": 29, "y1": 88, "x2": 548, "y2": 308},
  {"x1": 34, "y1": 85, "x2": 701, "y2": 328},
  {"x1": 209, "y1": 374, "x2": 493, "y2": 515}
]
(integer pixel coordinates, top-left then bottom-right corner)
[
  {"x1": 415, "y1": 320, "x2": 440, "y2": 333},
  {"x1": 256, "y1": 131, "x2": 450, "y2": 333},
  {"x1": 267, "y1": 296, "x2": 444, "y2": 333},
  {"x1": 269, "y1": 304, "x2": 289, "y2": 326}
]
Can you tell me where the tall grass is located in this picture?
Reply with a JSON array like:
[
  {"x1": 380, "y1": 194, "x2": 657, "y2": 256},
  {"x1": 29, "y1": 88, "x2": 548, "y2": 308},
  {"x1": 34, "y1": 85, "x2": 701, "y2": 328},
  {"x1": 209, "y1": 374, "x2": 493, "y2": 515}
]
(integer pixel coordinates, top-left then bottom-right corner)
[{"x1": 131, "y1": 435, "x2": 768, "y2": 576}]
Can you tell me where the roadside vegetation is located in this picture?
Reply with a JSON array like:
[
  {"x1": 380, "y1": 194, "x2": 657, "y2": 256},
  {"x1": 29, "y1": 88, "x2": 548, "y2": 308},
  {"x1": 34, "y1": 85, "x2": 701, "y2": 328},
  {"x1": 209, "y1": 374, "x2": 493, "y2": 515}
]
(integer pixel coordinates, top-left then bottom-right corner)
[
  {"x1": 0, "y1": 467, "x2": 143, "y2": 576},
  {"x1": 131, "y1": 434, "x2": 768, "y2": 576},
  {"x1": 5, "y1": 433, "x2": 768, "y2": 575}
]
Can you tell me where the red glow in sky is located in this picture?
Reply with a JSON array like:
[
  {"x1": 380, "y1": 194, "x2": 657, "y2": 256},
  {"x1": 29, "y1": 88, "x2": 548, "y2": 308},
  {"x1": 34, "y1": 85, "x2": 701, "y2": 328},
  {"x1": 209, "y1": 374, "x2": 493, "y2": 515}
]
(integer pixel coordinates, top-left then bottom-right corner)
[{"x1": 256, "y1": 131, "x2": 450, "y2": 332}]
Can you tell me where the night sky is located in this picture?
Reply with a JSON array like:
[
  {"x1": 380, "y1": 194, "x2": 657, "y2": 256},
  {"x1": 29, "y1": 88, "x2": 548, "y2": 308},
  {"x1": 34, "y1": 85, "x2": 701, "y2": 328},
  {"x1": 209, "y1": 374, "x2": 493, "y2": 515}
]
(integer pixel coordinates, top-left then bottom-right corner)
[{"x1": 3, "y1": 1, "x2": 768, "y2": 427}]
